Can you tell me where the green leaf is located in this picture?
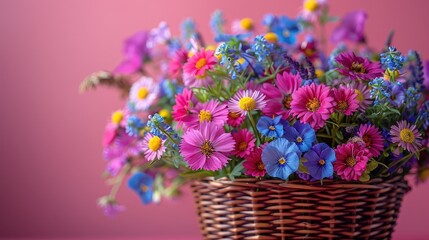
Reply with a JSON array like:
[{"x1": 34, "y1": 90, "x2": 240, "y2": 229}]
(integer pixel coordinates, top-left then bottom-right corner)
[
  {"x1": 230, "y1": 161, "x2": 244, "y2": 177},
  {"x1": 359, "y1": 172, "x2": 370, "y2": 182},
  {"x1": 298, "y1": 158, "x2": 310, "y2": 174},
  {"x1": 180, "y1": 170, "x2": 215, "y2": 179},
  {"x1": 366, "y1": 161, "x2": 379, "y2": 172}
]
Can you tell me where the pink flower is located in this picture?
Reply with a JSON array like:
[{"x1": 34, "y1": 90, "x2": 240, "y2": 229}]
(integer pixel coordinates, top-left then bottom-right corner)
[
  {"x1": 243, "y1": 145, "x2": 266, "y2": 177},
  {"x1": 390, "y1": 120, "x2": 423, "y2": 154},
  {"x1": 183, "y1": 49, "x2": 217, "y2": 78},
  {"x1": 142, "y1": 133, "x2": 167, "y2": 161},
  {"x1": 290, "y1": 83, "x2": 335, "y2": 130},
  {"x1": 262, "y1": 71, "x2": 302, "y2": 119},
  {"x1": 185, "y1": 100, "x2": 228, "y2": 130},
  {"x1": 349, "y1": 81, "x2": 371, "y2": 112},
  {"x1": 357, "y1": 124, "x2": 384, "y2": 157},
  {"x1": 180, "y1": 122, "x2": 235, "y2": 171},
  {"x1": 333, "y1": 86, "x2": 359, "y2": 115},
  {"x1": 183, "y1": 72, "x2": 213, "y2": 88},
  {"x1": 172, "y1": 88, "x2": 197, "y2": 129},
  {"x1": 103, "y1": 123, "x2": 118, "y2": 147},
  {"x1": 169, "y1": 49, "x2": 188, "y2": 79},
  {"x1": 226, "y1": 111, "x2": 245, "y2": 127},
  {"x1": 335, "y1": 51, "x2": 383, "y2": 81},
  {"x1": 300, "y1": 0, "x2": 327, "y2": 22},
  {"x1": 231, "y1": 129, "x2": 256, "y2": 158},
  {"x1": 228, "y1": 90, "x2": 267, "y2": 115},
  {"x1": 334, "y1": 142, "x2": 370, "y2": 181}
]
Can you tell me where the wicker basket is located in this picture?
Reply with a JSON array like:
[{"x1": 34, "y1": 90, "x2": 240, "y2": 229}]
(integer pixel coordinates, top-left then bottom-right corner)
[{"x1": 191, "y1": 176, "x2": 410, "y2": 240}]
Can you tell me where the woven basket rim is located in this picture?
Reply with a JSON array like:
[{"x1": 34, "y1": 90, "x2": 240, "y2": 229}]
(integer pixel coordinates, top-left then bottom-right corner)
[{"x1": 196, "y1": 175, "x2": 407, "y2": 190}]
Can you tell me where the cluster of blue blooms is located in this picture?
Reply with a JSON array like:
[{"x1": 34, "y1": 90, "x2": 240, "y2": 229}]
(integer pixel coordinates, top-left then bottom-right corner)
[
  {"x1": 125, "y1": 115, "x2": 144, "y2": 137},
  {"x1": 380, "y1": 46, "x2": 406, "y2": 71}
]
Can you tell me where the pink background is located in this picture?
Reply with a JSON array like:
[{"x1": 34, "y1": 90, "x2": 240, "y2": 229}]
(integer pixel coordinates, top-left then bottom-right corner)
[{"x1": 1, "y1": 0, "x2": 428, "y2": 239}]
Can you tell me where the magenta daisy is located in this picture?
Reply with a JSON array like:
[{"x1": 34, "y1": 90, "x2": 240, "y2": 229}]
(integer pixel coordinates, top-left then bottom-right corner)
[
  {"x1": 333, "y1": 142, "x2": 371, "y2": 181},
  {"x1": 228, "y1": 90, "x2": 267, "y2": 115},
  {"x1": 172, "y1": 88, "x2": 196, "y2": 129},
  {"x1": 142, "y1": 133, "x2": 166, "y2": 161},
  {"x1": 349, "y1": 81, "x2": 371, "y2": 111},
  {"x1": 333, "y1": 86, "x2": 359, "y2": 116},
  {"x1": 290, "y1": 83, "x2": 335, "y2": 130},
  {"x1": 226, "y1": 111, "x2": 245, "y2": 127},
  {"x1": 335, "y1": 51, "x2": 383, "y2": 81},
  {"x1": 183, "y1": 49, "x2": 217, "y2": 78},
  {"x1": 357, "y1": 124, "x2": 384, "y2": 157},
  {"x1": 169, "y1": 49, "x2": 188, "y2": 79},
  {"x1": 185, "y1": 99, "x2": 228, "y2": 129},
  {"x1": 243, "y1": 146, "x2": 266, "y2": 177},
  {"x1": 231, "y1": 129, "x2": 256, "y2": 158},
  {"x1": 180, "y1": 122, "x2": 235, "y2": 171},
  {"x1": 390, "y1": 120, "x2": 423, "y2": 153},
  {"x1": 183, "y1": 72, "x2": 213, "y2": 88},
  {"x1": 261, "y1": 71, "x2": 302, "y2": 119}
]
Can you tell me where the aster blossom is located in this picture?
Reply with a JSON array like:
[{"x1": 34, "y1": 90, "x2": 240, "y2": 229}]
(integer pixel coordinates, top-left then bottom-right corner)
[
  {"x1": 390, "y1": 120, "x2": 423, "y2": 154},
  {"x1": 183, "y1": 49, "x2": 217, "y2": 78},
  {"x1": 357, "y1": 124, "x2": 384, "y2": 157},
  {"x1": 243, "y1": 146, "x2": 267, "y2": 177},
  {"x1": 231, "y1": 129, "x2": 256, "y2": 158},
  {"x1": 333, "y1": 86, "x2": 359, "y2": 115},
  {"x1": 129, "y1": 76, "x2": 160, "y2": 111},
  {"x1": 142, "y1": 133, "x2": 167, "y2": 161},
  {"x1": 335, "y1": 51, "x2": 383, "y2": 81},
  {"x1": 228, "y1": 90, "x2": 267, "y2": 115},
  {"x1": 186, "y1": 99, "x2": 228, "y2": 130},
  {"x1": 334, "y1": 142, "x2": 371, "y2": 181}
]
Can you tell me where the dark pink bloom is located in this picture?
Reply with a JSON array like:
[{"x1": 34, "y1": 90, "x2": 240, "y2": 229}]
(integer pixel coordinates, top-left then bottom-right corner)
[
  {"x1": 172, "y1": 88, "x2": 197, "y2": 129},
  {"x1": 186, "y1": 100, "x2": 228, "y2": 130},
  {"x1": 226, "y1": 111, "x2": 245, "y2": 127},
  {"x1": 169, "y1": 49, "x2": 188, "y2": 79},
  {"x1": 335, "y1": 51, "x2": 383, "y2": 81},
  {"x1": 243, "y1": 145, "x2": 266, "y2": 177},
  {"x1": 261, "y1": 72, "x2": 302, "y2": 119},
  {"x1": 183, "y1": 49, "x2": 217, "y2": 78},
  {"x1": 334, "y1": 142, "x2": 370, "y2": 181},
  {"x1": 231, "y1": 129, "x2": 256, "y2": 158},
  {"x1": 357, "y1": 124, "x2": 384, "y2": 157},
  {"x1": 333, "y1": 86, "x2": 359, "y2": 115},
  {"x1": 114, "y1": 31, "x2": 150, "y2": 75}
]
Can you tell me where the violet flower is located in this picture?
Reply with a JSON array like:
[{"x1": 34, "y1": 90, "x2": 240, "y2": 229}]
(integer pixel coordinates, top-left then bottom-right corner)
[
  {"x1": 331, "y1": 11, "x2": 367, "y2": 44},
  {"x1": 114, "y1": 31, "x2": 150, "y2": 74}
]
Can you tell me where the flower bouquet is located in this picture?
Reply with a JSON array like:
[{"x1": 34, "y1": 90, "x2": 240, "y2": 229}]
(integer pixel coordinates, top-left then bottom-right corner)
[{"x1": 82, "y1": 0, "x2": 429, "y2": 239}]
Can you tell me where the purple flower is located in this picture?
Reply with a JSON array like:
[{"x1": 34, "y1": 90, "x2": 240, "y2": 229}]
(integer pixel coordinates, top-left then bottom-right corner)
[
  {"x1": 114, "y1": 31, "x2": 150, "y2": 74},
  {"x1": 303, "y1": 143, "x2": 336, "y2": 180},
  {"x1": 331, "y1": 11, "x2": 367, "y2": 44},
  {"x1": 424, "y1": 60, "x2": 429, "y2": 90},
  {"x1": 97, "y1": 197, "x2": 125, "y2": 218},
  {"x1": 335, "y1": 51, "x2": 383, "y2": 81}
]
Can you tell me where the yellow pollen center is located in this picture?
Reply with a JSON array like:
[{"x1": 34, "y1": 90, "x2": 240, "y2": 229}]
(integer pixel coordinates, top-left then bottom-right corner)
[
  {"x1": 306, "y1": 98, "x2": 321, "y2": 112},
  {"x1": 148, "y1": 136, "x2": 162, "y2": 151},
  {"x1": 315, "y1": 69, "x2": 324, "y2": 78},
  {"x1": 240, "y1": 18, "x2": 254, "y2": 30},
  {"x1": 257, "y1": 161, "x2": 265, "y2": 171},
  {"x1": 201, "y1": 140, "x2": 214, "y2": 157},
  {"x1": 345, "y1": 157, "x2": 357, "y2": 167},
  {"x1": 283, "y1": 95, "x2": 292, "y2": 109},
  {"x1": 111, "y1": 111, "x2": 124, "y2": 124},
  {"x1": 238, "y1": 142, "x2": 248, "y2": 151},
  {"x1": 269, "y1": 126, "x2": 276, "y2": 130},
  {"x1": 141, "y1": 184, "x2": 148, "y2": 192},
  {"x1": 362, "y1": 134, "x2": 371, "y2": 147},
  {"x1": 319, "y1": 159, "x2": 326, "y2": 165},
  {"x1": 137, "y1": 87, "x2": 149, "y2": 100},
  {"x1": 236, "y1": 58, "x2": 245, "y2": 65},
  {"x1": 355, "y1": 89, "x2": 363, "y2": 102},
  {"x1": 351, "y1": 62, "x2": 366, "y2": 73},
  {"x1": 278, "y1": 157, "x2": 286, "y2": 165},
  {"x1": 337, "y1": 100, "x2": 349, "y2": 111},
  {"x1": 296, "y1": 137, "x2": 303, "y2": 143},
  {"x1": 229, "y1": 112, "x2": 240, "y2": 119},
  {"x1": 399, "y1": 128, "x2": 415, "y2": 143},
  {"x1": 239, "y1": 96, "x2": 256, "y2": 111},
  {"x1": 198, "y1": 110, "x2": 212, "y2": 122},
  {"x1": 264, "y1": 32, "x2": 278, "y2": 43},
  {"x1": 304, "y1": 0, "x2": 319, "y2": 12},
  {"x1": 159, "y1": 109, "x2": 170, "y2": 119},
  {"x1": 195, "y1": 58, "x2": 207, "y2": 70}
]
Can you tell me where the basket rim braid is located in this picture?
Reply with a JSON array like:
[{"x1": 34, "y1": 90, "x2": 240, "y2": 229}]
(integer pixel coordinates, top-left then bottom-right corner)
[{"x1": 191, "y1": 176, "x2": 410, "y2": 240}]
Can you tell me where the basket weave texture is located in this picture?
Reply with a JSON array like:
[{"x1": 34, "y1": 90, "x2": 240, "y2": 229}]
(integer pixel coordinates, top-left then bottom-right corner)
[{"x1": 191, "y1": 176, "x2": 410, "y2": 240}]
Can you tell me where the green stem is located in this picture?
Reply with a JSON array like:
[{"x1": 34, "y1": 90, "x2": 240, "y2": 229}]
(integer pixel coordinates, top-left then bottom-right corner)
[
  {"x1": 109, "y1": 163, "x2": 131, "y2": 199},
  {"x1": 158, "y1": 126, "x2": 179, "y2": 145},
  {"x1": 247, "y1": 112, "x2": 262, "y2": 144}
]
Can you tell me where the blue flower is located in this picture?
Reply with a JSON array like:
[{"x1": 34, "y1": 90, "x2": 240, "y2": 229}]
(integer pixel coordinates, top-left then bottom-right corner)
[
  {"x1": 257, "y1": 116, "x2": 286, "y2": 138},
  {"x1": 146, "y1": 113, "x2": 174, "y2": 140},
  {"x1": 271, "y1": 16, "x2": 301, "y2": 45},
  {"x1": 261, "y1": 138, "x2": 301, "y2": 180},
  {"x1": 246, "y1": 35, "x2": 274, "y2": 63},
  {"x1": 180, "y1": 18, "x2": 196, "y2": 40},
  {"x1": 380, "y1": 46, "x2": 406, "y2": 71},
  {"x1": 388, "y1": 83, "x2": 405, "y2": 107},
  {"x1": 125, "y1": 115, "x2": 144, "y2": 137},
  {"x1": 128, "y1": 172, "x2": 153, "y2": 204},
  {"x1": 303, "y1": 143, "x2": 336, "y2": 180},
  {"x1": 405, "y1": 87, "x2": 421, "y2": 109},
  {"x1": 369, "y1": 77, "x2": 391, "y2": 105},
  {"x1": 418, "y1": 101, "x2": 429, "y2": 129},
  {"x1": 283, "y1": 121, "x2": 316, "y2": 152},
  {"x1": 210, "y1": 10, "x2": 225, "y2": 37}
]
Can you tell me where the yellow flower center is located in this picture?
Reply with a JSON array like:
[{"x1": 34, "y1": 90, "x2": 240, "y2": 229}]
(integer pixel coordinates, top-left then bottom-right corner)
[
  {"x1": 304, "y1": 0, "x2": 319, "y2": 12},
  {"x1": 239, "y1": 96, "x2": 256, "y2": 111},
  {"x1": 195, "y1": 58, "x2": 207, "y2": 70},
  {"x1": 238, "y1": 142, "x2": 248, "y2": 151},
  {"x1": 141, "y1": 184, "x2": 148, "y2": 192},
  {"x1": 354, "y1": 89, "x2": 363, "y2": 102},
  {"x1": 337, "y1": 100, "x2": 349, "y2": 112},
  {"x1": 351, "y1": 62, "x2": 366, "y2": 73},
  {"x1": 384, "y1": 69, "x2": 400, "y2": 81},
  {"x1": 296, "y1": 137, "x2": 303, "y2": 143},
  {"x1": 159, "y1": 109, "x2": 170, "y2": 119},
  {"x1": 269, "y1": 125, "x2": 276, "y2": 131},
  {"x1": 201, "y1": 140, "x2": 214, "y2": 157},
  {"x1": 362, "y1": 134, "x2": 372, "y2": 147},
  {"x1": 229, "y1": 111, "x2": 240, "y2": 119},
  {"x1": 240, "y1": 18, "x2": 254, "y2": 30},
  {"x1": 111, "y1": 110, "x2": 124, "y2": 124},
  {"x1": 306, "y1": 98, "x2": 321, "y2": 112},
  {"x1": 148, "y1": 136, "x2": 162, "y2": 151},
  {"x1": 399, "y1": 128, "x2": 415, "y2": 143},
  {"x1": 278, "y1": 157, "x2": 287, "y2": 165},
  {"x1": 345, "y1": 157, "x2": 356, "y2": 167},
  {"x1": 315, "y1": 69, "x2": 324, "y2": 78},
  {"x1": 257, "y1": 161, "x2": 265, "y2": 171},
  {"x1": 198, "y1": 110, "x2": 212, "y2": 122},
  {"x1": 264, "y1": 32, "x2": 278, "y2": 43},
  {"x1": 236, "y1": 58, "x2": 245, "y2": 65},
  {"x1": 319, "y1": 159, "x2": 326, "y2": 165},
  {"x1": 283, "y1": 95, "x2": 292, "y2": 109},
  {"x1": 137, "y1": 87, "x2": 149, "y2": 100}
]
